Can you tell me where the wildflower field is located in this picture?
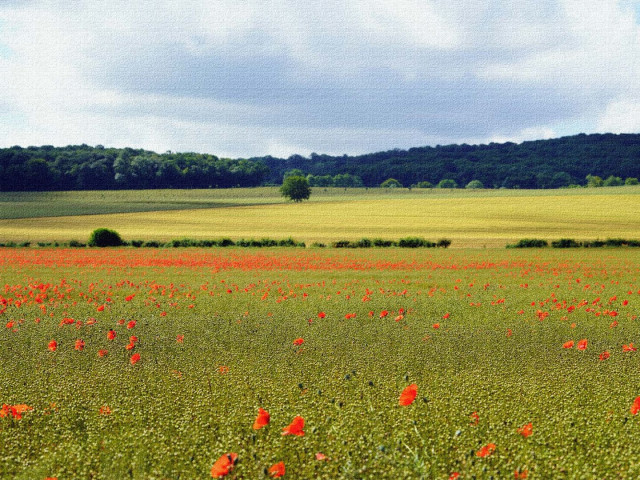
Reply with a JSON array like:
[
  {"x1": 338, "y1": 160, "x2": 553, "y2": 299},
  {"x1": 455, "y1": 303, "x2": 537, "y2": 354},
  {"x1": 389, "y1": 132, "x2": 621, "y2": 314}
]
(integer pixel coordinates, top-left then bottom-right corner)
[{"x1": 2, "y1": 247, "x2": 640, "y2": 479}]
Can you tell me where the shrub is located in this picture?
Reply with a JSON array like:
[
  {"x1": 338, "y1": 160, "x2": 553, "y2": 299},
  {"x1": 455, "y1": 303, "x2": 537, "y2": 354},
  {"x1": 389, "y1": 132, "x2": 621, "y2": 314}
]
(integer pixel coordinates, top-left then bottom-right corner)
[
  {"x1": 68, "y1": 239, "x2": 85, "y2": 248},
  {"x1": 332, "y1": 240, "x2": 352, "y2": 248},
  {"x1": 551, "y1": 238, "x2": 581, "y2": 248},
  {"x1": 219, "y1": 238, "x2": 235, "y2": 247},
  {"x1": 436, "y1": 238, "x2": 452, "y2": 248},
  {"x1": 142, "y1": 240, "x2": 161, "y2": 248},
  {"x1": 508, "y1": 238, "x2": 548, "y2": 248},
  {"x1": 354, "y1": 238, "x2": 373, "y2": 248},
  {"x1": 380, "y1": 178, "x2": 403, "y2": 188},
  {"x1": 311, "y1": 242, "x2": 326, "y2": 248},
  {"x1": 88, "y1": 228, "x2": 124, "y2": 247},
  {"x1": 130, "y1": 240, "x2": 144, "y2": 247},
  {"x1": 437, "y1": 179, "x2": 458, "y2": 188},
  {"x1": 373, "y1": 238, "x2": 395, "y2": 247},
  {"x1": 398, "y1": 237, "x2": 436, "y2": 248}
]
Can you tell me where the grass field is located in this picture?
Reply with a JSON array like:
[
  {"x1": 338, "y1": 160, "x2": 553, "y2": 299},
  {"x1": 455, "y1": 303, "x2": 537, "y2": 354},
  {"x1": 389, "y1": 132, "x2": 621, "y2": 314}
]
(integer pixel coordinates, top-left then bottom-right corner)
[
  {"x1": 1, "y1": 186, "x2": 640, "y2": 248},
  {"x1": 1, "y1": 247, "x2": 640, "y2": 479}
]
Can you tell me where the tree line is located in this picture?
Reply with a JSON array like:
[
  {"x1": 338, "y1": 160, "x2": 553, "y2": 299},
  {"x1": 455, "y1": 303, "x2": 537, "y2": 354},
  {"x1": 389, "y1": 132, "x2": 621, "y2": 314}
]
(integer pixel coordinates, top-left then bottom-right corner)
[{"x1": 1, "y1": 133, "x2": 639, "y2": 191}]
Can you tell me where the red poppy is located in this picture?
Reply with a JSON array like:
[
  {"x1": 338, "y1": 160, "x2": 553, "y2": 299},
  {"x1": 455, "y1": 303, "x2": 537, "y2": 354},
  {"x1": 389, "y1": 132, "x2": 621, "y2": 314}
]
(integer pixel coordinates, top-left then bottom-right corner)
[
  {"x1": 253, "y1": 407, "x2": 270, "y2": 430},
  {"x1": 432, "y1": 323, "x2": 440, "y2": 329},
  {"x1": 506, "y1": 328, "x2": 513, "y2": 337},
  {"x1": 210, "y1": 452, "x2": 238, "y2": 478},
  {"x1": 599, "y1": 351, "x2": 610, "y2": 361},
  {"x1": 476, "y1": 443, "x2": 496, "y2": 457},
  {"x1": 125, "y1": 294, "x2": 135, "y2": 301},
  {"x1": 470, "y1": 411, "x2": 479, "y2": 426},
  {"x1": 176, "y1": 334, "x2": 184, "y2": 343},
  {"x1": 631, "y1": 396, "x2": 640, "y2": 415},
  {"x1": 399, "y1": 384, "x2": 418, "y2": 406},
  {"x1": 107, "y1": 329, "x2": 116, "y2": 340},
  {"x1": 293, "y1": 338, "x2": 304, "y2": 346},
  {"x1": 315, "y1": 453, "x2": 328, "y2": 461},
  {"x1": 130, "y1": 353, "x2": 141, "y2": 365},
  {"x1": 563, "y1": 340, "x2": 574, "y2": 349},
  {"x1": 129, "y1": 335, "x2": 138, "y2": 343},
  {"x1": 268, "y1": 461, "x2": 285, "y2": 478},
  {"x1": 74, "y1": 339, "x2": 85, "y2": 351},
  {"x1": 379, "y1": 310, "x2": 389, "y2": 318},
  {"x1": 449, "y1": 473, "x2": 460, "y2": 480},
  {"x1": 98, "y1": 349, "x2": 108, "y2": 357},
  {"x1": 126, "y1": 320, "x2": 136, "y2": 329},
  {"x1": 125, "y1": 342, "x2": 135, "y2": 351},
  {"x1": 623, "y1": 343, "x2": 637, "y2": 352},
  {"x1": 443, "y1": 312, "x2": 450, "y2": 319},
  {"x1": 514, "y1": 469, "x2": 529, "y2": 479},
  {"x1": 48, "y1": 340, "x2": 57, "y2": 352},
  {"x1": 517, "y1": 422, "x2": 532, "y2": 438},
  {"x1": 577, "y1": 339, "x2": 588, "y2": 350},
  {"x1": 282, "y1": 416, "x2": 305, "y2": 436},
  {"x1": 318, "y1": 312, "x2": 326, "y2": 319},
  {"x1": 99, "y1": 405, "x2": 111, "y2": 415}
]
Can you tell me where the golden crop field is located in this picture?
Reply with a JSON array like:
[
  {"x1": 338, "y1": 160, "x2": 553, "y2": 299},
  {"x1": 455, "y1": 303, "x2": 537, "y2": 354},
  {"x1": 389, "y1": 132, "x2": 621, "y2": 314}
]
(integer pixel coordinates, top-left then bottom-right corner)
[{"x1": 1, "y1": 187, "x2": 639, "y2": 247}]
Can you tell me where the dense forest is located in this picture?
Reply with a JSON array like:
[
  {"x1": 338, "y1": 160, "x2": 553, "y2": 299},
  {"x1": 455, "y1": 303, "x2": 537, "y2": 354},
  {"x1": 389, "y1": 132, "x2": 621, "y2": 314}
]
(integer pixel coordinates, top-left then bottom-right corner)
[{"x1": 1, "y1": 133, "x2": 639, "y2": 191}]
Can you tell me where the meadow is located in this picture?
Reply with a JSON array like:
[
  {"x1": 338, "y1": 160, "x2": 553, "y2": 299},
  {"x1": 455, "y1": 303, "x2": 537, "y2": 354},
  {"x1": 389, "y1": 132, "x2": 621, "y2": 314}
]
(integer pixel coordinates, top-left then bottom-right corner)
[
  {"x1": 1, "y1": 246, "x2": 640, "y2": 479},
  {"x1": 1, "y1": 186, "x2": 640, "y2": 248}
]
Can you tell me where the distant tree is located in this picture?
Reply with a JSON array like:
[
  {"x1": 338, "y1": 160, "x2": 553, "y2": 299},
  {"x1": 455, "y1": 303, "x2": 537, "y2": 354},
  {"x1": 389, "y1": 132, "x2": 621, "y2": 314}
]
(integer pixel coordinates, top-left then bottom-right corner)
[
  {"x1": 283, "y1": 169, "x2": 305, "y2": 180},
  {"x1": 413, "y1": 181, "x2": 433, "y2": 188},
  {"x1": 437, "y1": 179, "x2": 458, "y2": 188},
  {"x1": 603, "y1": 175, "x2": 624, "y2": 187},
  {"x1": 586, "y1": 174, "x2": 603, "y2": 187},
  {"x1": 465, "y1": 179, "x2": 484, "y2": 189},
  {"x1": 380, "y1": 178, "x2": 402, "y2": 188},
  {"x1": 280, "y1": 176, "x2": 311, "y2": 202},
  {"x1": 625, "y1": 177, "x2": 639, "y2": 185}
]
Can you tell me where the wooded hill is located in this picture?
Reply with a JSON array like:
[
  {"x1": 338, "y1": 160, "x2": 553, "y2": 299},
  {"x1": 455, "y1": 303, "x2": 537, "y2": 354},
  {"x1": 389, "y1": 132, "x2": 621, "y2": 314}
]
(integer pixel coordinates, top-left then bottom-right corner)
[{"x1": 1, "y1": 133, "x2": 639, "y2": 191}]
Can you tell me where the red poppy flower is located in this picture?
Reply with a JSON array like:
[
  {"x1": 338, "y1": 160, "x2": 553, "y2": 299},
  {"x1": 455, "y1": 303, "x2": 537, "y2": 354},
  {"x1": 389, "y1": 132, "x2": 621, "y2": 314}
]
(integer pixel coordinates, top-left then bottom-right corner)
[
  {"x1": 130, "y1": 353, "x2": 141, "y2": 365},
  {"x1": 268, "y1": 461, "x2": 285, "y2": 478},
  {"x1": 107, "y1": 329, "x2": 116, "y2": 340},
  {"x1": 176, "y1": 334, "x2": 184, "y2": 343},
  {"x1": 253, "y1": 407, "x2": 270, "y2": 430},
  {"x1": 282, "y1": 416, "x2": 305, "y2": 436},
  {"x1": 399, "y1": 384, "x2": 418, "y2": 406},
  {"x1": 125, "y1": 294, "x2": 135, "y2": 301},
  {"x1": 631, "y1": 396, "x2": 640, "y2": 415},
  {"x1": 48, "y1": 340, "x2": 57, "y2": 352},
  {"x1": 514, "y1": 469, "x2": 529, "y2": 479},
  {"x1": 98, "y1": 349, "x2": 108, "y2": 357},
  {"x1": 476, "y1": 443, "x2": 496, "y2": 457},
  {"x1": 577, "y1": 339, "x2": 588, "y2": 350},
  {"x1": 318, "y1": 312, "x2": 326, "y2": 319},
  {"x1": 126, "y1": 320, "x2": 136, "y2": 329},
  {"x1": 623, "y1": 343, "x2": 637, "y2": 352},
  {"x1": 99, "y1": 405, "x2": 111, "y2": 415},
  {"x1": 125, "y1": 342, "x2": 135, "y2": 350},
  {"x1": 599, "y1": 351, "x2": 610, "y2": 361},
  {"x1": 432, "y1": 323, "x2": 440, "y2": 329},
  {"x1": 379, "y1": 310, "x2": 389, "y2": 318},
  {"x1": 315, "y1": 453, "x2": 328, "y2": 461},
  {"x1": 210, "y1": 452, "x2": 238, "y2": 478},
  {"x1": 563, "y1": 340, "x2": 574, "y2": 349},
  {"x1": 293, "y1": 338, "x2": 304, "y2": 346},
  {"x1": 517, "y1": 422, "x2": 532, "y2": 438},
  {"x1": 443, "y1": 312, "x2": 450, "y2": 319},
  {"x1": 470, "y1": 411, "x2": 479, "y2": 426},
  {"x1": 449, "y1": 473, "x2": 460, "y2": 480},
  {"x1": 74, "y1": 339, "x2": 85, "y2": 351}
]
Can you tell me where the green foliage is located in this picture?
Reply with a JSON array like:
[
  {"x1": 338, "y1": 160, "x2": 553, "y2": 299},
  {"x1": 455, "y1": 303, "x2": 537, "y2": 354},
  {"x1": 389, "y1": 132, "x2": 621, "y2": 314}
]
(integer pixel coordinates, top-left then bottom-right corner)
[
  {"x1": 625, "y1": 177, "x2": 639, "y2": 185},
  {"x1": 506, "y1": 238, "x2": 549, "y2": 248},
  {"x1": 397, "y1": 237, "x2": 436, "y2": 248},
  {"x1": 465, "y1": 179, "x2": 484, "y2": 189},
  {"x1": 88, "y1": 228, "x2": 123, "y2": 247},
  {"x1": 380, "y1": 178, "x2": 403, "y2": 188},
  {"x1": 280, "y1": 176, "x2": 311, "y2": 202},
  {"x1": 586, "y1": 174, "x2": 604, "y2": 187},
  {"x1": 603, "y1": 175, "x2": 624, "y2": 187},
  {"x1": 412, "y1": 181, "x2": 433, "y2": 188},
  {"x1": 551, "y1": 238, "x2": 582, "y2": 248},
  {"x1": 437, "y1": 179, "x2": 458, "y2": 188}
]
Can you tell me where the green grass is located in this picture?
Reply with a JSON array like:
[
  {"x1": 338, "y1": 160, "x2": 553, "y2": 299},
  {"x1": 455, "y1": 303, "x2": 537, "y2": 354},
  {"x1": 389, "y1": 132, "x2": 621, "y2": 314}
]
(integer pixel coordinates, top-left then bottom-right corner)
[
  {"x1": 1, "y1": 247, "x2": 640, "y2": 478},
  {"x1": 1, "y1": 186, "x2": 640, "y2": 247}
]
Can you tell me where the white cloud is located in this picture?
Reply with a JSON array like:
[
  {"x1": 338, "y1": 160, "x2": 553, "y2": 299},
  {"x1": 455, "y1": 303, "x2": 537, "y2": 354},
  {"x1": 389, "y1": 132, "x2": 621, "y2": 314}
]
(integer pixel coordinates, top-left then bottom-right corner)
[{"x1": 597, "y1": 99, "x2": 640, "y2": 132}]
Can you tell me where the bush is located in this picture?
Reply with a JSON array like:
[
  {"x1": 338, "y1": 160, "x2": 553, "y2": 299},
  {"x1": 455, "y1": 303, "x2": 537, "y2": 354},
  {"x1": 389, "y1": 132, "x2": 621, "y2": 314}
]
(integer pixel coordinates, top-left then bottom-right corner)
[
  {"x1": 88, "y1": 228, "x2": 124, "y2": 247},
  {"x1": 398, "y1": 237, "x2": 436, "y2": 248},
  {"x1": 507, "y1": 238, "x2": 549, "y2": 248},
  {"x1": 373, "y1": 238, "x2": 395, "y2": 247},
  {"x1": 380, "y1": 178, "x2": 403, "y2": 188},
  {"x1": 436, "y1": 238, "x2": 452, "y2": 248},
  {"x1": 311, "y1": 242, "x2": 326, "y2": 248},
  {"x1": 551, "y1": 238, "x2": 581, "y2": 248},
  {"x1": 332, "y1": 240, "x2": 352, "y2": 248},
  {"x1": 130, "y1": 240, "x2": 144, "y2": 247},
  {"x1": 68, "y1": 239, "x2": 85, "y2": 248},
  {"x1": 142, "y1": 240, "x2": 161, "y2": 248}
]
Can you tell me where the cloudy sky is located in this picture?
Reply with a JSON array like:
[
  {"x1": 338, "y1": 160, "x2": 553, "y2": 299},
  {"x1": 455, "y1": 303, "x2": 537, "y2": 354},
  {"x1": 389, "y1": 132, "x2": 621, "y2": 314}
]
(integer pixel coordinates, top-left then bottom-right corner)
[{"x1": 1, "y1": 1, "x2": 639, "y2": 158}]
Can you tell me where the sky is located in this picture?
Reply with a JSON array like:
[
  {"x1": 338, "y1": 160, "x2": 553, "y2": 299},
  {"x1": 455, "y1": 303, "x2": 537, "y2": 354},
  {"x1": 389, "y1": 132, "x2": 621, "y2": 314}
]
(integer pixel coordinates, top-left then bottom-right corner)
[{"x1": 1, "y1": 1, "x2": 639, "y2": 159}]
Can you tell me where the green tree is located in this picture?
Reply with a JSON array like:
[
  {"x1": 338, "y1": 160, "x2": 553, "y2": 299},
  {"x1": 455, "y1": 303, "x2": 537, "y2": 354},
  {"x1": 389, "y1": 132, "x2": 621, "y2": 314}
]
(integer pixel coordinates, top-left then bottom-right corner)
[
  {"x1": 437, "y1": 179, "x2": 458, "y2": 188},
  {"x1": 465, "y1": 179, "x2": 484, "y2": 189},
  {"x1": 586, "y1": 174, "x2": 603, "y2": 187},
  {"x1": 380, "y1": 178, "x2": 402, "y2": 188},
  {"x1": 625, "y1": 177, "x2": 639, "y2": 185},
  {"x1": 603, "y1": 175, "x2": 624, "y2": 187},
  {"x1": 413, "y1": 181, "x2": 433, "y2": 188},
  {"x1": 280, "y1": 176, "x2": 311, "y2": 202}
]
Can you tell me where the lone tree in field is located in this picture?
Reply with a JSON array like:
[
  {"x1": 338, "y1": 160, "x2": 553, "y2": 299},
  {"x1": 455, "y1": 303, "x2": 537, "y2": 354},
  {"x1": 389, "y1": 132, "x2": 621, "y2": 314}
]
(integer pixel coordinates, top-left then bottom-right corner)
[{"x1": 280, "y1": 176, "x2": 311, "y2": 202}]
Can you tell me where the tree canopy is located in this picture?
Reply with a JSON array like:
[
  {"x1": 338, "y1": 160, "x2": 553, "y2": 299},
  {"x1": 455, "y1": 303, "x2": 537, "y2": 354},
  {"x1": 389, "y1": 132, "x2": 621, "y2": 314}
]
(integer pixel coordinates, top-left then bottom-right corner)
[{"x1": 280, "y1": 176, "x2": 311, "y2": 202}]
